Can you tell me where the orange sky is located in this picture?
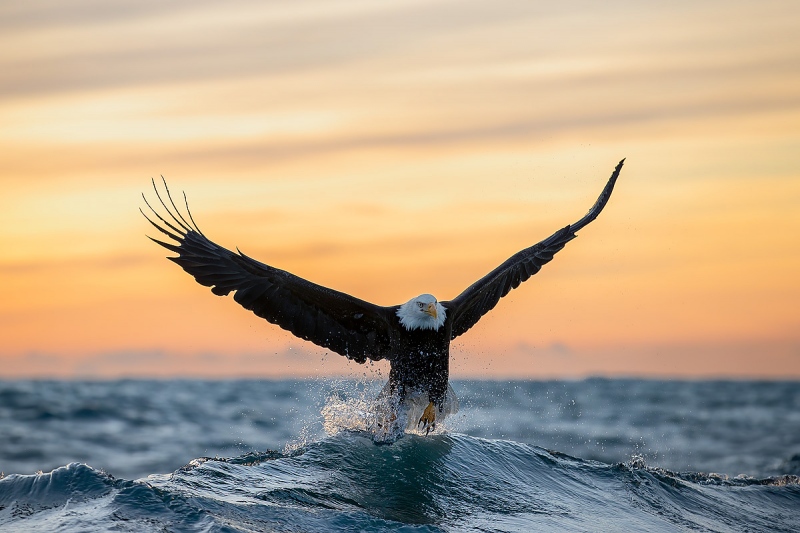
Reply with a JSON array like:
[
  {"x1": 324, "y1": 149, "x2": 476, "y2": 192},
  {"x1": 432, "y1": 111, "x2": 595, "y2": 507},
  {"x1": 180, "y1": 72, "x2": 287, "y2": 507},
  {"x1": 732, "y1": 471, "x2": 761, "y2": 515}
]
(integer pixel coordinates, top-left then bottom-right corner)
[{"x1": 1, "y1": 0, "x2": 799, "y2": 378}]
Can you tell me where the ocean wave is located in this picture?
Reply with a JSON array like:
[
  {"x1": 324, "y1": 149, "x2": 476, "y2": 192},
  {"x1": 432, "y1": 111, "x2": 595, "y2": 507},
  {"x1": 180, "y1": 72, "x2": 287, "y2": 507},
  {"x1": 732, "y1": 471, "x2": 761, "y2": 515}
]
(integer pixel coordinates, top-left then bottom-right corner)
[{"x1": 2, "y1": 433, "x2": 798, "y2": 532}]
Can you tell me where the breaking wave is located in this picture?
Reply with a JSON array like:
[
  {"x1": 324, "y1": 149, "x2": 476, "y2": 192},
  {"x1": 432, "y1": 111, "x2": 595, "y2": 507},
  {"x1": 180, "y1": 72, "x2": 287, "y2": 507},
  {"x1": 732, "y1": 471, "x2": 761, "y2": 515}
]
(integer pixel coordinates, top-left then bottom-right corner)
[{"x1": 2, "y1": 432, "x2": 798, "y2": 532}]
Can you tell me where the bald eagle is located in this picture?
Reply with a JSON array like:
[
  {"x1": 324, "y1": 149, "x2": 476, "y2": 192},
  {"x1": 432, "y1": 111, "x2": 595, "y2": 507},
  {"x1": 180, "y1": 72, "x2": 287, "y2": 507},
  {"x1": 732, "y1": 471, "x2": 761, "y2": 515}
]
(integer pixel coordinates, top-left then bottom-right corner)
[{"x1": 141, "y1": 160, "x2": 624, "y2": 436}]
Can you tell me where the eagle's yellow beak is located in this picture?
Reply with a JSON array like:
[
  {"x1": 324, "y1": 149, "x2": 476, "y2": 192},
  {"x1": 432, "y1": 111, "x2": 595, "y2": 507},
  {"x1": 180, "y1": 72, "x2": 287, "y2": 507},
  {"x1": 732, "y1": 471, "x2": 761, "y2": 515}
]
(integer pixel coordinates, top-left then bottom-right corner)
[{"x1": 424, "y1": 302, "x2": 438, "y2": 319}]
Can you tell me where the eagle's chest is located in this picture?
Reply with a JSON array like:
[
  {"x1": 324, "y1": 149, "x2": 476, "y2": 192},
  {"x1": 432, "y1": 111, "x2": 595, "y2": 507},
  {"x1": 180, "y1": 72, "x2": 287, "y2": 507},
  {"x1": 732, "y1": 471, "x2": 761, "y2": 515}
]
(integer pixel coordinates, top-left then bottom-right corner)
[
  {"x1": 404, "y1": 327, "x2": 448, "y2": 355},
  {"x1": 389, "y1": 324, "x2": 451, "y2": 401},
  {"x1": 392, "y1": 327, "x2": 450, "y2": 375}
]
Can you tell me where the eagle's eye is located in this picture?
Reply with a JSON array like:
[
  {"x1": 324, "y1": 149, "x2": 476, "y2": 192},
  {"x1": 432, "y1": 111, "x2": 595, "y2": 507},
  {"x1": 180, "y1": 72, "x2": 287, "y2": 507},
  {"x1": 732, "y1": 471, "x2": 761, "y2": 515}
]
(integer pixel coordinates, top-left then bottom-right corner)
[{"x1": 417, "y1": 302, "x2": 424, "y2": 309}]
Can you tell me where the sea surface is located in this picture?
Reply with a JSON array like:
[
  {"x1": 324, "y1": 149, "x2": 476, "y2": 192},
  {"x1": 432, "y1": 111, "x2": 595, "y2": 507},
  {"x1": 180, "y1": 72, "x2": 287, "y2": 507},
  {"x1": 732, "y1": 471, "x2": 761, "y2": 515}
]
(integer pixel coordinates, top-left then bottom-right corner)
[{"x1": 1, "y1": 378, "x2": 798, "y2": 531}]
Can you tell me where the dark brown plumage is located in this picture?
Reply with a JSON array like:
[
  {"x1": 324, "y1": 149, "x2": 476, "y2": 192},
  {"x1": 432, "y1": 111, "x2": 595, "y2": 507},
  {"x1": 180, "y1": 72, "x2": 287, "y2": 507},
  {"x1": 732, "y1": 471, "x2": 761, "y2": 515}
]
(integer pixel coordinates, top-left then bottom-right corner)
[{"x1": 141, "y1": 159, "x2": 624, "y2": 431}]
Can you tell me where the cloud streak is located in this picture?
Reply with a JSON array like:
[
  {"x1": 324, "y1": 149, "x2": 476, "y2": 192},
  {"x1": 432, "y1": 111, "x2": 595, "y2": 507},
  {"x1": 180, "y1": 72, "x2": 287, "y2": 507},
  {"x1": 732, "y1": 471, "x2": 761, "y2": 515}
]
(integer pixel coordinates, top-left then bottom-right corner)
[{"x1": 1, "y1": 0, "x2": 799, "y2": 378}]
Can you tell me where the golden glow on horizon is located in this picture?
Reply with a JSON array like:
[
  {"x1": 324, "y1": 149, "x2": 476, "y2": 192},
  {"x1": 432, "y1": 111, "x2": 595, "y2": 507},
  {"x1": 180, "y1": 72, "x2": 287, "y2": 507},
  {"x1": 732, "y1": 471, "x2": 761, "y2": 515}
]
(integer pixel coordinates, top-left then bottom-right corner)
[{"x1": 1, "y1": 0, "x2": 799, "y2": 378}]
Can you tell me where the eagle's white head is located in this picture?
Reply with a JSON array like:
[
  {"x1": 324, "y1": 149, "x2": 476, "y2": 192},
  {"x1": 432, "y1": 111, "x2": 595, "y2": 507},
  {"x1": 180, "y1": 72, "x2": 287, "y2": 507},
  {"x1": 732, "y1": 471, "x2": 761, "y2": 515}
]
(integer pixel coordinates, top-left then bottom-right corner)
[{"x1": 397, "y1": 293, "x2": 447, "y2": 331}]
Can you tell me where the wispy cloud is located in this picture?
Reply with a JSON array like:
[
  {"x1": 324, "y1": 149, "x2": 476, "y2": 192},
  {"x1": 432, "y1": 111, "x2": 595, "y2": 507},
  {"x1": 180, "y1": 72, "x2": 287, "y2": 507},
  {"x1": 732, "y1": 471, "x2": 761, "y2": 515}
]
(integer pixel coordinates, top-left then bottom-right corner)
[{"x1": 1, "y1": 0, "x2": 799, "y2": 378}]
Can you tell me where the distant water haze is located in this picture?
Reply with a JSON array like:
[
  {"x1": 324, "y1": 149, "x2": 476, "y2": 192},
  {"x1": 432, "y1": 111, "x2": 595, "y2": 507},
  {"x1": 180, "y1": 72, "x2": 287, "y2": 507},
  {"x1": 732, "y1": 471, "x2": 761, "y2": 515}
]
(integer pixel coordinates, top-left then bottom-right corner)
[{"x1": 2, "y1": 379, "x2": 797, "y2": 480}]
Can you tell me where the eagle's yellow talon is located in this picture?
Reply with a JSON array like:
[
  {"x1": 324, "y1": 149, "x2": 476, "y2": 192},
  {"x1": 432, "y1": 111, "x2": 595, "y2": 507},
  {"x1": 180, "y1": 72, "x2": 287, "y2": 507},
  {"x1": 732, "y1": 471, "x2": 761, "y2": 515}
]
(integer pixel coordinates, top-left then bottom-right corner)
[{"x1": 418, "y1": 401, "x2": 436, "y2": 435}]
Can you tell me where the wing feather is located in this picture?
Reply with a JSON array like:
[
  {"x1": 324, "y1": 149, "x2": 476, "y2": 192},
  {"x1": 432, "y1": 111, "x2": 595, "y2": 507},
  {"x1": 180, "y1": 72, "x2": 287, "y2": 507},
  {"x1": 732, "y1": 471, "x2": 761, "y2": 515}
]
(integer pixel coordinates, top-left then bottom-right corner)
[
  {"x1": 443, "y1": 159, "x2": 624, "y2": 339},
  {"x1": 143, "y1": 179, "x2": 397, "y2": 363}
]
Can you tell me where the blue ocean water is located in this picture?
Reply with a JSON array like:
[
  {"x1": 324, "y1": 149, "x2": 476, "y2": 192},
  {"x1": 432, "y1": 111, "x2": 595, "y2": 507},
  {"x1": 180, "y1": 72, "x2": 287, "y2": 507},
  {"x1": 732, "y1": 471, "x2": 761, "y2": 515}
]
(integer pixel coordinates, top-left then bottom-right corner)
[{"x1": 1, "y1": 379, "x2": 798, "y2": 531}]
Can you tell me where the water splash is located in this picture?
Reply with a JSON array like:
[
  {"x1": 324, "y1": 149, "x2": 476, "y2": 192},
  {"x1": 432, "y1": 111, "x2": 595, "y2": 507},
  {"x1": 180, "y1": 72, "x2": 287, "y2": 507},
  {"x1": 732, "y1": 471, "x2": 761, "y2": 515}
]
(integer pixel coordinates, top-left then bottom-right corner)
[{"x1": 320, "y1": 380, "x2": 461, "y2": 444}]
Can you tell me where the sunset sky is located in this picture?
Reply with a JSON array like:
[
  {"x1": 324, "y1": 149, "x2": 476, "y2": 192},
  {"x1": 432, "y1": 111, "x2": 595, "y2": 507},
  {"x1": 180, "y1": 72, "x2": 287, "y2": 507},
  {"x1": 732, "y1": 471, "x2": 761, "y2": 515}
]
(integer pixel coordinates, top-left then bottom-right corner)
[{"x1": 1, "y1": 0, "x2": 798, "y2": 379}]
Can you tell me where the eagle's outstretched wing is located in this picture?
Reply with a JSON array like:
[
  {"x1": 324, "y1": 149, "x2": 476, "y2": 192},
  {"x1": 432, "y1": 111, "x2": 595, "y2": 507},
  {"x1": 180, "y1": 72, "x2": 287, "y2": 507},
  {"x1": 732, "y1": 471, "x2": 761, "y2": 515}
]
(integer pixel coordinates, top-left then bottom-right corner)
[
  {"x1": 442, "y1": 159, "x2": 624, "y2": 340},
  {"x1": 141, "y1": 179, "x2": 397, "y2": 363}
]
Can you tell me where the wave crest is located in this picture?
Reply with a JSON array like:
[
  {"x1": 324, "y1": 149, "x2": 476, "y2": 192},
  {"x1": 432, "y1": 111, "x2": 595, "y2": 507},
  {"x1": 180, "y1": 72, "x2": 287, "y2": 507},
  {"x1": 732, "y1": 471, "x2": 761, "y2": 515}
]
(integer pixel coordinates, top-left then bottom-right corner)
[{"x1": 2, "y1": 434, "x2": 799, "y2": 532}]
